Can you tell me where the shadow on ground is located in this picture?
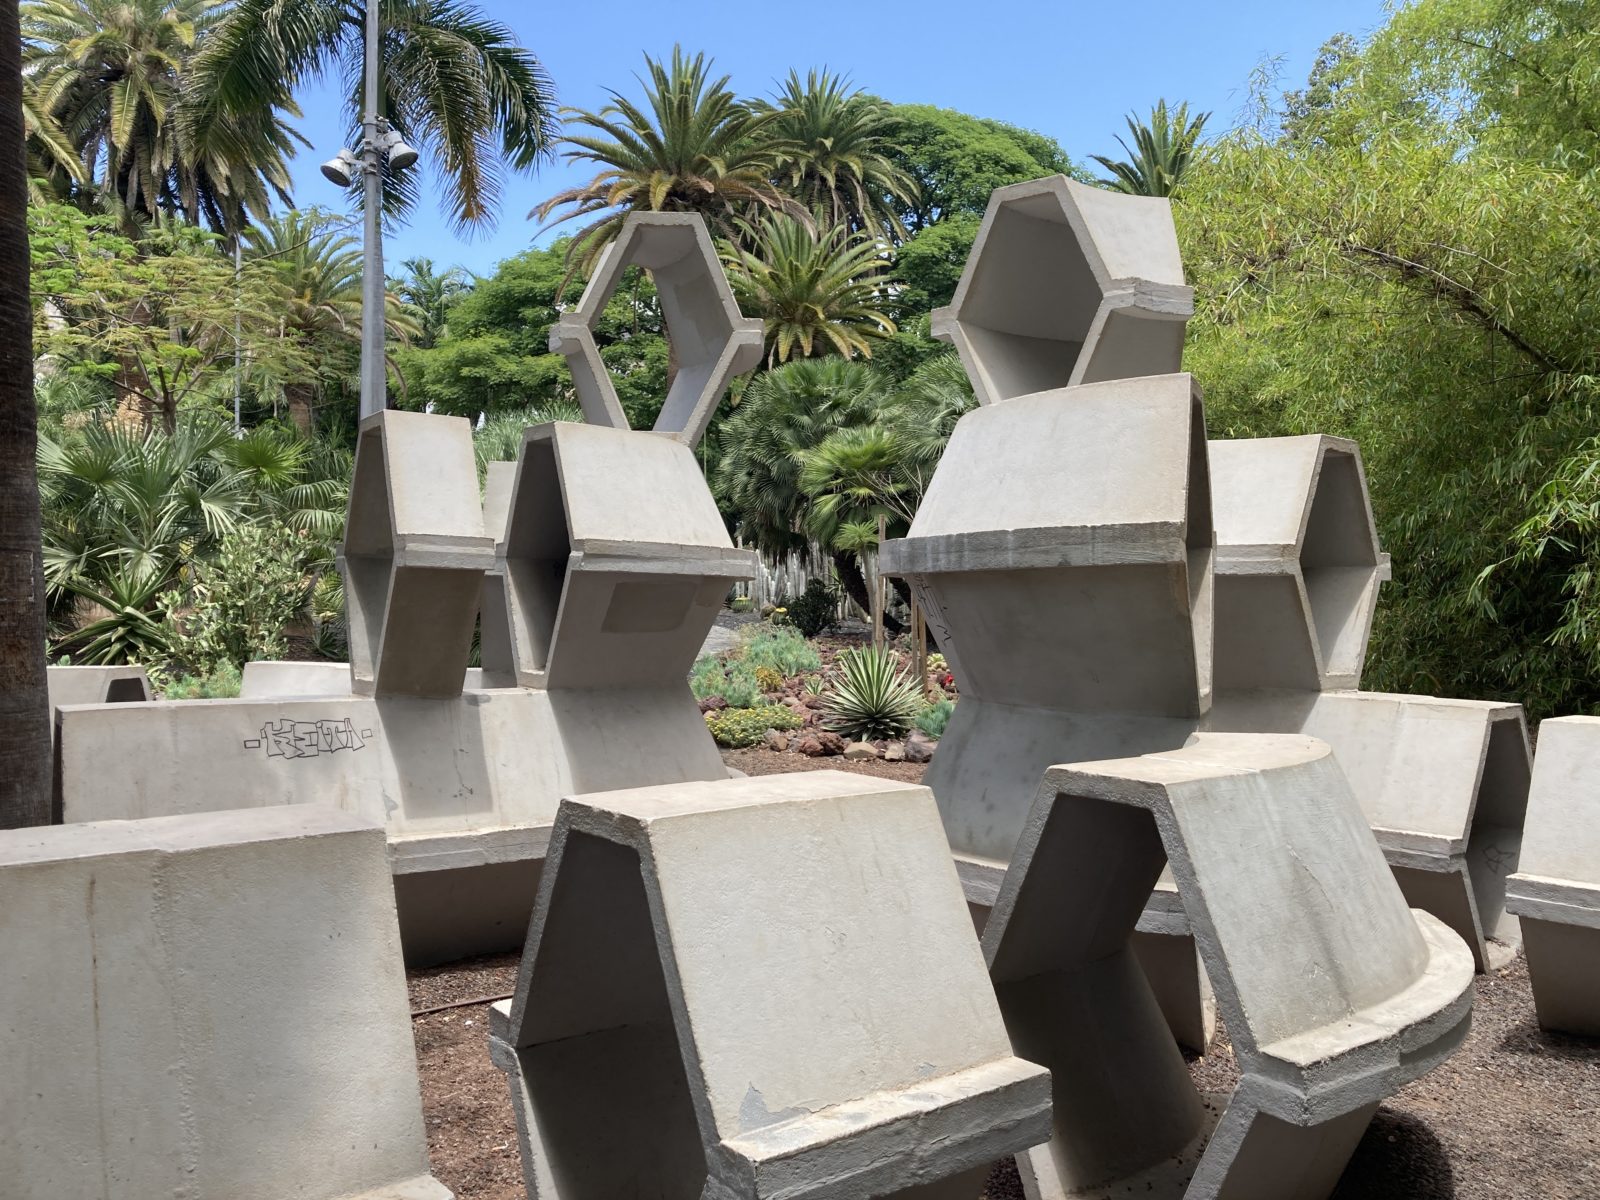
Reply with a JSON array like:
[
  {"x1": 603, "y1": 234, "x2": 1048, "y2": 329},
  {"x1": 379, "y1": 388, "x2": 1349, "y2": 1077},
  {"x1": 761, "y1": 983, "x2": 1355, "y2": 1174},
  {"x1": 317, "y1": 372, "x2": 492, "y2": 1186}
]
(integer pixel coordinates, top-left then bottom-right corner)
[{"x1": 1334, "y1": 1107, "x2": 1456, "y2": 1198}]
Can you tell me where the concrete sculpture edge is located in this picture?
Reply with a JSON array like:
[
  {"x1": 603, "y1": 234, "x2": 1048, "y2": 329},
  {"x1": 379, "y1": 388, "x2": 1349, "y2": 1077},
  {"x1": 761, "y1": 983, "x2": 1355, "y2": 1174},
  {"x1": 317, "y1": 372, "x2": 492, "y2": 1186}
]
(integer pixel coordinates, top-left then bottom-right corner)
[{"x1": 489, "y1": 771, "x2": 1052, "y2": 1199}]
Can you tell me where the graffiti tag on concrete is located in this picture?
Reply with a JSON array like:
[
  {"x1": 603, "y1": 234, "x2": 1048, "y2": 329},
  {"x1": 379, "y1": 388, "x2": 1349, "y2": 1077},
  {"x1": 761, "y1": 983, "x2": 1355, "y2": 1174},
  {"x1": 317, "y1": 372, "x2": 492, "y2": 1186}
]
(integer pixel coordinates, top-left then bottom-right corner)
[{"x1": 243, "y1": 718, "x2": 373, "y2": 759}]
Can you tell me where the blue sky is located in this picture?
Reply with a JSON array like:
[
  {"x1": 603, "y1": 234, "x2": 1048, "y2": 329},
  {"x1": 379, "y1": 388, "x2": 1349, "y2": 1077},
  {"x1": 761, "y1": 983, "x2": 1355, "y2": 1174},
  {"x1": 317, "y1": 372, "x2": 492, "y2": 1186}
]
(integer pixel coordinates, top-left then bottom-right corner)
[{"x1": 285, "y1": 0, "x2": 1392, "y2": 277}]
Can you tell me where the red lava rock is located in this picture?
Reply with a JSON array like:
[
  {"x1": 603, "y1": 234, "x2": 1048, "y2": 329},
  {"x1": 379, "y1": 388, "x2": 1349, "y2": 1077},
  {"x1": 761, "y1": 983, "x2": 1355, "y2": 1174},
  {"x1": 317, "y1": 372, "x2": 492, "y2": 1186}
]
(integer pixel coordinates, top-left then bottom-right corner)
[
  {"x1": 795, "y1": 736, "x2": 825, "y2": 757},
  {"x1": 697, "y1": 696, "x2": 727, "y2": 713}
]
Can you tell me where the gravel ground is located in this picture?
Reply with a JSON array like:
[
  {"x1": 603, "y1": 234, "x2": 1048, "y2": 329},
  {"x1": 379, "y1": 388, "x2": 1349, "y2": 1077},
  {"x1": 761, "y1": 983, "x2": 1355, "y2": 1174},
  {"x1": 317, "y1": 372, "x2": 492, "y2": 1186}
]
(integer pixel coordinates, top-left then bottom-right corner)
[{"x1": 409, "y1": 756, "x2": 1600, "y2": 1200}]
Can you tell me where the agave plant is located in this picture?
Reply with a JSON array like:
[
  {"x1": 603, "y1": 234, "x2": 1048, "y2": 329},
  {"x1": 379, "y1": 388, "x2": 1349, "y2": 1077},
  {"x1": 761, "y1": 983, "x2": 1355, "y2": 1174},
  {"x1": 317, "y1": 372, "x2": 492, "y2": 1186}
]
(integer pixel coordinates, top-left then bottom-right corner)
[{"x1": 823, "y1": 645, "x2": 922, "y2": 740}]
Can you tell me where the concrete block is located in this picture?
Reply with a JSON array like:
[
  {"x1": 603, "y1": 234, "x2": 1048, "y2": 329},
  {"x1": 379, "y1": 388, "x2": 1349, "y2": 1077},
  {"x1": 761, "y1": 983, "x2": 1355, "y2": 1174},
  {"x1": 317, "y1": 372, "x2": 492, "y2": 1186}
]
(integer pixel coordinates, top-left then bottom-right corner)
[
  {"x1": 985, "y1": 734, "x2": 1473, "y2": 1199},
  {"x1": 880, "y1": 372, "x2": 1213, "y2": 873},
  {"x1": 930, "y1": 175, "x2": 1192, "y2": 405},
  {"x1": 0, "y1": 805, "x2": 447, "y2": 1200},
  {"x1": 45, "y1": 664, "x2": 151, "y2": 744},
  {"x1": 341, "y1": 410, "x2": 495, "y2": 697},
  {"x1": 1208, "y1": 436, "x2": 1388, "y2": 692},
  {"x1": 477, "y1": 460, "x2": 519, "y2": 687},
  {"x1": 239, "y1": 661, "x2": 500, "y2": 698},
  {"x1": 1506, "y1": 715, "x2": 1600, "y2": 1036},
  {"x1": 488, "y1": 771, "x2": 1051, "y2": 1199},
  {"x1": 500, "y1": 421, "x2": 753, "y2": 690},
  {"x1": 548, "y1": 211, "x2": 763, "y2": 448}
]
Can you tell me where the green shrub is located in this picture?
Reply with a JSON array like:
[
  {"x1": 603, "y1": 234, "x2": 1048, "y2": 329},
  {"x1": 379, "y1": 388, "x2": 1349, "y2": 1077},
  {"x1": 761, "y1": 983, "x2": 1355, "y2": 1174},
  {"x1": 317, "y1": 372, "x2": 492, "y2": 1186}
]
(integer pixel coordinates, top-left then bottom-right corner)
[
  {"x1": 162, "y1": 661, "x2": 243, "y2": 699},
  {"x1": 162, "y1": 524, "x2": 310, "y2": 673},
  {"x1": 786, "y1": 578, "x2": 837, "y2": 638},
  {"x1": 823, "y1": 645, "x2": 922, "y2": 740},
  {"x1": 689, "y1": 655, "x2": 726, "y2": 700},
  {"x1": 742, "y1": 626, "x2": 822, "y2": 676},
  {"x1": 754, "y1": 664, "x2": 785, "y2": 693},
  {"x1": 914, "y1": 697, "x2": 956, "y2": 739},
  {"x1": 690, "y1": 656, "x2": 763, "y2": 707},
  {"x1": 705, "y1": 704, "x2": 804, "y2": 748}
]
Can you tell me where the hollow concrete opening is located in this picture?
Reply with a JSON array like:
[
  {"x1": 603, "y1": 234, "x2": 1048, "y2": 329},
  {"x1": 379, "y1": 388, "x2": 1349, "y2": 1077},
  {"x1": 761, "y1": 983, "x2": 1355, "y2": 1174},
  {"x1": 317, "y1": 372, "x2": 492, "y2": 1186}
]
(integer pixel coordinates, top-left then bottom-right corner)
[
  {"x1": 503, "y1": 437, "x2": 571, "y2": 678},
  {"x1": 104, "y1": 677, "x2": 149, "y2": 702},
  {"x1": 343, "y1": 425, "x2": 395, "y2": 687},
  {"x1": 517, "y1": 832, "x2": 706, "y2": 1197},
  {"x1": 1301, "y1": 448, "x2": 1380, "y2": 684},
  {"x1": 956, "y1": 193, "x2": 1100, "y2": 402}
]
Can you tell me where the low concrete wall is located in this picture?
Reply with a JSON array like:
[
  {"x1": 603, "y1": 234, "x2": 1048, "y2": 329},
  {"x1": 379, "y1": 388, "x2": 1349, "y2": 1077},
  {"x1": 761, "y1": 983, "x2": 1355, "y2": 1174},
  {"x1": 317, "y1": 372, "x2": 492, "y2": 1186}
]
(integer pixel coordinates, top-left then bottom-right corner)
[{"x1": 0, "y1": 805, "x2": 446, "y2": 1200}]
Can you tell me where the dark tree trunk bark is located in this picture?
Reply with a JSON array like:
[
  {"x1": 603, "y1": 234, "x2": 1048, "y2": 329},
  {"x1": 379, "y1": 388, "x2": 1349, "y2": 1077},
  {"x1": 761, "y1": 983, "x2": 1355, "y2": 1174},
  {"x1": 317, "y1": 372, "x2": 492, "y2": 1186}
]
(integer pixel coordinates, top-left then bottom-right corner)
[
  {"x1": 831, "y1": 550, "x2": 905, "y2": 635},
  {"x1": 0, "y1": 1, "x2": 54, "y2": 828},
  {"x1": 284, "y1": 382, "x2": 315, "y2": 435}
]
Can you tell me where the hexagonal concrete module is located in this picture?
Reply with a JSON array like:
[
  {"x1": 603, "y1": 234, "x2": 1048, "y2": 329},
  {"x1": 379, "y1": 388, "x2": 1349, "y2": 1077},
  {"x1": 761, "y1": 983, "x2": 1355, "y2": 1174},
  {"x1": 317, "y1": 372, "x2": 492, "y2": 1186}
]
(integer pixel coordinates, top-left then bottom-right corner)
[
  {"x1": 341, "y1": 410, "x2": 495, "y2": 697},
  {"x1": 1209, "y1": 434, "x2": 1390, "y2": 694},
  {"x1": 930, "y1": 175, "x2": 1193, "y2": 404},
  {"x1": 548, "y1": 212, "x2": 764, "y2": 449},
  {"x1": 497, "y1": 421, "x2": 754, "y2": 692}
]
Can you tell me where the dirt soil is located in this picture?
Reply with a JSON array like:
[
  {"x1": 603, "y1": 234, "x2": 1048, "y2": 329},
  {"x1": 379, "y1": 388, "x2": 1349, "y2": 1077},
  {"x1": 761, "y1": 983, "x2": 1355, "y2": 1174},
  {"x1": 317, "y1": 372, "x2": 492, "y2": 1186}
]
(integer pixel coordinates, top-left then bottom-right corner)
[{"x1": 409, "y1": 757, "x2": 1600, "y2": 1200}]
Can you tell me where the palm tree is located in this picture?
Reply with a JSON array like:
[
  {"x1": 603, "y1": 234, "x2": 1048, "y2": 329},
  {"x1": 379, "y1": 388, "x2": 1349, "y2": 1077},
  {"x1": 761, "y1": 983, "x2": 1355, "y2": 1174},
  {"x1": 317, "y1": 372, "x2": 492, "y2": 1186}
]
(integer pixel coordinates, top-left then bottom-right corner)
[
  {"x1": 20, "y1": 75, "x2": 86, "y2": 200},
  {"x1": 753, "y1": 70, "x2": 918, "y2": 239},
  {"x1": 21, "y1": 0, "x2": 300, "y2": 233},
  {"x1": 243, "y1": 210, "x2": 419, "y2": 432},
  {"x1": 395, "y1": 256, "x2": 471, "y2": 348},
  {"x1": 1092, "y1": 99, "x2": 1210, "y2": 197},
  {"x1": 534, "y1": 46, "x2": 797, "y2": 275},
  {"x1": 190, "y1": 0, "x2": 558, "y2": 233},
  {"x1": 1, "y1": 0, "x2": 53, "y2": 827},
  {"x1": 721, "y1": 213, "x2": 897, "y2": 365},
  {"x1": 713, "y1": 357, "x2": 898, "y2": 624}
]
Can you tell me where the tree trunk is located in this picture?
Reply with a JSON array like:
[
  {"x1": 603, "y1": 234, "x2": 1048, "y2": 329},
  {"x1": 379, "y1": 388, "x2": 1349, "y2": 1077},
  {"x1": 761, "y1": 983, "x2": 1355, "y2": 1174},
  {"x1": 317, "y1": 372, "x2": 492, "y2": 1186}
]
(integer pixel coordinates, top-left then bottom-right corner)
[
  {"x1": 0, "y1": 0, "x2": 54, "y2": 828},
  {"x1": 284, "y1": 382, "x2": 315, "y2": 435},
  {"x1": 832, "y1": 550, "x2": 905, "y2": 635}
]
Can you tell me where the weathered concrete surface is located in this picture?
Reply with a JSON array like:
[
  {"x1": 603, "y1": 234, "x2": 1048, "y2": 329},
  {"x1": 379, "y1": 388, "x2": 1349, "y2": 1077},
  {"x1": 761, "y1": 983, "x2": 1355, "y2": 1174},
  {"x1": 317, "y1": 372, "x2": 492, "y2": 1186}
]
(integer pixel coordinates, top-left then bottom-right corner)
[
  {"x1": 1506, "y1": 715, "x2": 1600, "y2": 1036},
  {"x1": 1208, "y1": 436, "x2": 1388, "y2": 693},
  {"x1": 239, "y1": 661, "x2": 500, "y2": 698},
  {"x1": 499, "y1": 420, "x2": 753, "y2": 691},
  {"x1": 45, "y1": 664, "x2": 151, "y2": 744},
  {"x1": 880, "y1": 372, "x2": 1213, "y2": 878},
  {"x1": 342, "y1": 410, "x2": 495, "y2": 698},
  {"x1": 489, "y1": 771, "x2": 1051, "y2": 1199},
  {"x1": 54, "y1": 685, "x2": 722, "y2": 963},
  {"x1": 931, "y1": 175, "x2": 1193, "y2": 405},
  {"x1": 549, "y1": 212, "x2": 763, "y2": 449},
  {"x1": 987, "y1": 734, "x2": 1474, "y2": 1199},
  {"x1": 477, "y1": 460, "x2": 519, "y2": 687},
  {"x1": 0, "y1": 805, "x2": 447, "y2": 1200}
]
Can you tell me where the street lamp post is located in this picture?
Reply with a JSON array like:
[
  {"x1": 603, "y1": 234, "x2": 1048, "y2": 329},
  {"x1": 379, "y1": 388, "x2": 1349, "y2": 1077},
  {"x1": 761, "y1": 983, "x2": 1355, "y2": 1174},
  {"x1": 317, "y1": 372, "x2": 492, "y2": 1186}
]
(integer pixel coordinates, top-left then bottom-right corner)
[{"x1": 320, "y1": 0, "x2": 419, "y2": 422}]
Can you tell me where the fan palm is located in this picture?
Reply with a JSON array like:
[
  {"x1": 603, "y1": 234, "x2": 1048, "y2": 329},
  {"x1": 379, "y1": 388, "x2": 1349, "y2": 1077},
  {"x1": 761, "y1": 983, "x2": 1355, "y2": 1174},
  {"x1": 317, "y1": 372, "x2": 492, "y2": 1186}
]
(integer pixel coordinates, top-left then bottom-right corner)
[
  {"x1": 534, "y1": 46, "x2": 797, "y2": 276},
  {"x1": 189, "y1": 0, "x2": 558, "y2": 232},
  {"x1": 1091, "y1": 99, "x2": 1210, "y2": 197},
  {"x1": 721, "y1": 213, "x2": 897, "y2": 364},
  {"x1": 21, "y1": 0, "x2": 300, "y2": 232},
  {"x1": 752, "y1": 70, "x2": 918, "y2": 239}
]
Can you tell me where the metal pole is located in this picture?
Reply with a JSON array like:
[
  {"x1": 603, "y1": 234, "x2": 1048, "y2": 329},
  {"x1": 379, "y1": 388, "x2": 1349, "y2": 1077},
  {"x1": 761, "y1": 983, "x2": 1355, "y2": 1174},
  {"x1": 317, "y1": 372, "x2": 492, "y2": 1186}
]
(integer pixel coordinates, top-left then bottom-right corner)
[
  {"x1": 232, "y1": 237, "x2": 242, "y2": 434},
  {"x1": 358, "y1": 0, "x2": 385, "y2": 421}
]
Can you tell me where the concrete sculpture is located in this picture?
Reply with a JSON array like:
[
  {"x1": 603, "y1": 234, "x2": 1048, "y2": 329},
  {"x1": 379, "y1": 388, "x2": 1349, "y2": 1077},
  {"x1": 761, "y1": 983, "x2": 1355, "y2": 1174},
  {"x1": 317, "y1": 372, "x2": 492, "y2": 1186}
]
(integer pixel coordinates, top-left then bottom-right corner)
[
  {"x1": 55, "y1": 214, "x2": 761, "y2": 965},
  {"x1": 0, "y1": 805, "x2": 447, "y2": 1200},
  {"x1": 987, "y1": 735, "x2": 1474, "y2": 1199},
  {"x1": 879, "y1": 369, "x2": 1215, "y2": 905},
  {"x1": 1506, "y1": 716, "x2": 1600, "y2": 1036},
  {"x1": 45, "y1": 663, "x2": 150, "y2": 744},
  {"x1": 1135, "y1": 437, "x2": 1532, "y2": 1049},
  {"x1": 549, "y1": 211, "x2": 763, "y2": 448},
  {"x1": 932, "y1": 174, "x2": 1193, "y2": 405},
  {"x1": 343, "y1": 408, "x2": 495, "y2": 697},
  {"x1": 488, "y1": 771, "x2": 1051, "y2": 1199}
]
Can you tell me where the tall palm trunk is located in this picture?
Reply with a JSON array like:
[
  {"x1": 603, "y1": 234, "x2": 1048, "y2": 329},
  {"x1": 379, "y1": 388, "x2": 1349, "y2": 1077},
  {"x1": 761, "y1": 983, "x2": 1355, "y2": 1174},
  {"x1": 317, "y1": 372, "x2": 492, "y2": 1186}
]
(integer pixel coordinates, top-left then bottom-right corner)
[
  {"x1": 831, "y1": 549, "x2": 905, "y2": 635},
  {"x1": 0, "y1": 0, "x2": 53, "y2": 828},
  {"x1": 284, "y1": 381, "x2": 315, "y2": 435}
]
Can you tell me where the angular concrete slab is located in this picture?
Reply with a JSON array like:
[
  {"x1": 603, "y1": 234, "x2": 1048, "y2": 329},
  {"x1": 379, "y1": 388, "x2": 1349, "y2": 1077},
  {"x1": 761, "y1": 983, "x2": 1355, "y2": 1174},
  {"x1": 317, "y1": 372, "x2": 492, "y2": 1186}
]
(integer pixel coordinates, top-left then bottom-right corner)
[
  {"x1": 1506, "y1": 715, "x2": 1600, "y2": 1037},
  {"x1": 342, "y1": 410, "x2": 495, "y2": 698},
  {"x1": 987, "y1": 734, "x2": 1473, "y2": 1200},
  {"x1": 489, "y1": 771, "x2": 1051, "y2": 1199},
  {"x1": 930, "y1": 175, "x2": 1193, "y2": 405},
  {"x1": 880, "y1": 372, "x2": 1213, "y2": 881},
  {"x1": 0, "y1": 805, "x2": 448, "y2": 1200},
  {"x1": 477, "y1": 460, "x2": 519, "y2": 687},
  {"x1": 548, "y1": 211, "x2": 763, "y2": 448}
]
